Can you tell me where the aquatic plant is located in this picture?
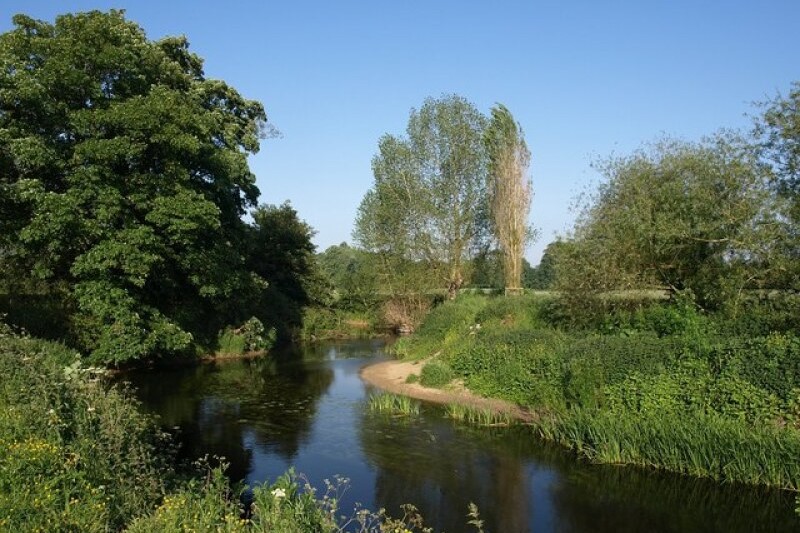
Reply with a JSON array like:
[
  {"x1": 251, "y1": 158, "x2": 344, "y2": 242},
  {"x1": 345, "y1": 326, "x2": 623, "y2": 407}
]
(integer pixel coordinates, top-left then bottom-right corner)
[
  {"x1": 366, "y1": 392, "x2": 420, "y2": 417},
  {"x1": 444, "y1": 403, "x2": 514, "y2": 426}
]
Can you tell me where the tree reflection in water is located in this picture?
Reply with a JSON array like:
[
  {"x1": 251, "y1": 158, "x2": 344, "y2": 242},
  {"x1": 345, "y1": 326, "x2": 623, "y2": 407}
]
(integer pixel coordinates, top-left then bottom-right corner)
[{"x1": 124, "y1": 350, "x2": 334, "y2": 482}]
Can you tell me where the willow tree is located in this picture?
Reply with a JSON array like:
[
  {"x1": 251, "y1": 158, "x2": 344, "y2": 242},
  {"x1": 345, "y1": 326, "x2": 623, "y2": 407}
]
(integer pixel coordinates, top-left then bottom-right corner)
[
  {"x1": 354, "y1": 95, "x2": 489, "y2": 298},
  {"x1": 484, "y1": 104, "x2": 532, "y2": 294},
  {"x1": 554, "y1": 135, "x2": 782, "y2": 316}
]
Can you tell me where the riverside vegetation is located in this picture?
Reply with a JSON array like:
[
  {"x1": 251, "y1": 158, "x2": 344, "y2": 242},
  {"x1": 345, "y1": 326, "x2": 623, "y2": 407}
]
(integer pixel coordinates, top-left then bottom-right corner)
[{"x1": 393, "y1": 293, "x2": 800, "y2": 499}]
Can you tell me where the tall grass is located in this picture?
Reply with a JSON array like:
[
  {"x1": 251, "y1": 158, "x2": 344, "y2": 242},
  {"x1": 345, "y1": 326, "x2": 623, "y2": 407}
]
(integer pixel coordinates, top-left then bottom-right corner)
[
  {"x1": 366, "y1": 392, "x2": 420, "y2": 417},
  {"x1": 535, "y1": 410, "x2": 800, "y2": 490},
  {"x1": 444, "y1": 403, "x2": 514, "y2": 427}
]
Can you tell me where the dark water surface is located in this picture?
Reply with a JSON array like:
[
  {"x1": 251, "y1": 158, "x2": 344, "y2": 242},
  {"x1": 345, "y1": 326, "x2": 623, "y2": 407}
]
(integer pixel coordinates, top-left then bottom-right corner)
[{"x1": 122, "y1": 339, "x2": 798, "y2": 532}]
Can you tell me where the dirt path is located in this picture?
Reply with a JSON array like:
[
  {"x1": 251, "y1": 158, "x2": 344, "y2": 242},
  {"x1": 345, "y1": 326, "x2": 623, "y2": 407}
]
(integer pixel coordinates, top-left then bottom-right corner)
[{"x1": 359, "y1": 359, "x2": 536, "y2": 423}]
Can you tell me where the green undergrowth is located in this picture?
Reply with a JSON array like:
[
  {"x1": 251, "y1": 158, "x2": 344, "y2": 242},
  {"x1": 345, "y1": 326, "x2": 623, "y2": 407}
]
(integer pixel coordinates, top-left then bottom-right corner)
[
  {"x1": 397, "y1": 294, "x2": 800, "y2": 492},
  {"x1": 0, "y1": 331, "x2": 172, "y2": 531},
  {"x1": 419, "y1": 360, "x2": 454, "y2": 388}
]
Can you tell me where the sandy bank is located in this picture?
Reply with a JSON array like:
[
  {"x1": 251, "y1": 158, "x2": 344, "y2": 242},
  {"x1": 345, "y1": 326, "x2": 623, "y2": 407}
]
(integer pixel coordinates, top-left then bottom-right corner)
[{"x1": 359, "y1": 359, "x2": 536, "y2": 423}]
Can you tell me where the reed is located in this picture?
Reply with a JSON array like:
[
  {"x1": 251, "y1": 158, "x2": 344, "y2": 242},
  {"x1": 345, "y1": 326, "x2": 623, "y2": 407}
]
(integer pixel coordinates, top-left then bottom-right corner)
[
  {"x1": 444, "y1": 403, "x2": 514, "y2": 426},
  {"x1": 366, "y1": 392, "x2": 420, "y2": 417}
]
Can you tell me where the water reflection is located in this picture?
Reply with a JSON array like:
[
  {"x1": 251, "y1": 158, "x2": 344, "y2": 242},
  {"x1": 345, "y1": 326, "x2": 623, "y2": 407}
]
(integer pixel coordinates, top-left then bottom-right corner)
[
  {"x1": 123, "y1": 339, "x2": 799, "y2": 532},
  {"x1": 125, "y1": 346, "x2": 336, "y2": 481}
]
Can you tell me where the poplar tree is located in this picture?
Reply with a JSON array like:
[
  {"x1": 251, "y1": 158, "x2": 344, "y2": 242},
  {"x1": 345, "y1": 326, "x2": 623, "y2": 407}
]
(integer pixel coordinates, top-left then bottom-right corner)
[{"x1": 484, "y1": 104, "x2": 532, "y2": 294}]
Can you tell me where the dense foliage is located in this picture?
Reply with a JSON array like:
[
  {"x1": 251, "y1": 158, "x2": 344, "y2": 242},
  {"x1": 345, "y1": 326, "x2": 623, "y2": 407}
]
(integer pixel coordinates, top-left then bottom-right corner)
[
  {"x1": 0, "y1": 12, "x2": 317, "y2": 363},
  {"x1": 396, "y1": 294, "x2": 800, "y2": 490},
  {"x1": 0, "y1": 329, "x2": 171, "y2": 530},
  {"x1": 355, "y1": 95, "x2": 499, "y2": 298}
]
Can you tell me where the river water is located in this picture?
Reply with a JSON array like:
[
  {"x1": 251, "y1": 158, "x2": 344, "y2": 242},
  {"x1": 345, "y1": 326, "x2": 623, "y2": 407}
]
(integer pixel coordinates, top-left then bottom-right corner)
[{"x1": 122, "y1": 339, "x2": 798, "y2": 532}]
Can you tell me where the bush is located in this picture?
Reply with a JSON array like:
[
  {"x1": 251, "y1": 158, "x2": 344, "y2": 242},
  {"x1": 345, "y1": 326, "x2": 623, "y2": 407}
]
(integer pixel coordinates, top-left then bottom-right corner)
[
  {"x1": 0, "y1": 335, "x2": 171, "y2": 530},
  {"x1": 217, "y1": 317, "x2": 276, "y2": 355},
  {"x1": 419, "y1": 360, "x2": 454, "y2": 388}
]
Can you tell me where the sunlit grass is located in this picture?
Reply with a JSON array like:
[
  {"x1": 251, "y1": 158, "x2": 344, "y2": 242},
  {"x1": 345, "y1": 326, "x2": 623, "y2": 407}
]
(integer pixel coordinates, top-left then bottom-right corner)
[
  {"x1": 366, "y1": 392, "x2": 420, "y2": 417},
  {"x1": 444, "y1": 403, "x2": 514, "y2": 426}
]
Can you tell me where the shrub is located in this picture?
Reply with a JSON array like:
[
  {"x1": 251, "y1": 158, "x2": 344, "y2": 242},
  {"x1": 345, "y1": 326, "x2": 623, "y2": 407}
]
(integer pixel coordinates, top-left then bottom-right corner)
[
  {"x1": 0, "y1": 335, "x2": 171, "y2": 530},
  {"x1": 419, "y1": 360, "x2": 455, "y2": 388},
  {"x1": 218, "y1": 317, "x2": 276, "y2": 354}
]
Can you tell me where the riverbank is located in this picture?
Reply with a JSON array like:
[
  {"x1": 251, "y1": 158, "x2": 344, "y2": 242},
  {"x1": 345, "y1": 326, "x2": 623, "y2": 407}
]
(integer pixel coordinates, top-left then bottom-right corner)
[
  {"x1": 360, "y1": 359, "x2": 536, "y2": 422},
  {"x1": 387, "y1": 294, "x2": 800, "y2": 493}
]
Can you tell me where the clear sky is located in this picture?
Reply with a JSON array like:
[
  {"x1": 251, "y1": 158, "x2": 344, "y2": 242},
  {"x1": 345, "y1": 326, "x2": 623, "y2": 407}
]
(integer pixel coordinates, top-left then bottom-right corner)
[{"x1": 2, "y1": 1, "x2": 797, "y2": 263}]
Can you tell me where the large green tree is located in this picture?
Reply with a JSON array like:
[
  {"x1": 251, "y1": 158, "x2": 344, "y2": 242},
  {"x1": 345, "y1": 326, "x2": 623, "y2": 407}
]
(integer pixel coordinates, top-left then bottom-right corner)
[
  {"x1": 247, "y1": 202, "x2": 325, "y2": 342},
  {"x1": 0, "y1": 11, "x2": 266, "y2": 362},
  {"x1": 354, "y1": 94, "x2": 489, "y2": 298}
]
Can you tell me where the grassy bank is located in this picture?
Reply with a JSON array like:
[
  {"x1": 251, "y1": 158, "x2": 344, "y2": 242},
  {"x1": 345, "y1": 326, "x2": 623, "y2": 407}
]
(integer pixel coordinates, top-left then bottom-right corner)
[
  {"x1": 394, "y1": 294, "x2": 800, "y2": 493},
  {"x1": 0, "y1": 327, "x2": 467, "y2": 531}
]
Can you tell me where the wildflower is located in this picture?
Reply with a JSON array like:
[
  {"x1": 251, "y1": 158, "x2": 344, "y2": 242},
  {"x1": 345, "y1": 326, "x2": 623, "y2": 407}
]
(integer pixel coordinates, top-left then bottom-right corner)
[{"x1": 271, "y1": 488, "x2": 286, "y2": 499}]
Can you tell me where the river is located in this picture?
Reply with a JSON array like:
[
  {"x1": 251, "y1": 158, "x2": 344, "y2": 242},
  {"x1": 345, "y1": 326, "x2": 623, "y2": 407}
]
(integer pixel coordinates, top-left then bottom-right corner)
[{"x1": 121, "y1": 338, "x2": 798, "y2": 532}]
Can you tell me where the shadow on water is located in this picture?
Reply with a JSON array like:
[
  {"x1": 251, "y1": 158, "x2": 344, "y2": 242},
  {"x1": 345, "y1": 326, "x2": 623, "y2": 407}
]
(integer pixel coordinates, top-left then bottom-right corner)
[
  {"x1": 123, "y1": 339, "x2": 799, "y2": 532},
  {"x1": 124, "y1": 344, "x2": 338, "y2": 482}
]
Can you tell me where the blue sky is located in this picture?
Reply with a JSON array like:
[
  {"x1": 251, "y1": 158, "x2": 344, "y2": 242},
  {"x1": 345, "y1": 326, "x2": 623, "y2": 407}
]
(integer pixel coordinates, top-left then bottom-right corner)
[{"x1": 2, "y1": 1, "x2": 797, "y2": 263}]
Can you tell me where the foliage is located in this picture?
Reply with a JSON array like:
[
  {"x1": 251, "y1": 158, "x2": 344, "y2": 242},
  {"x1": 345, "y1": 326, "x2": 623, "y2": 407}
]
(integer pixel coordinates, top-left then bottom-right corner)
[
  {"x1": 0, "y1": 334, "x2": 171, "y2": 530},
  {"x1": 354, "y1": 94, "x2": 490, "y2": 298},
  {"x1": 484, "y1": 103, "x2": 533, "y2": 291},
  {"x1": 392, "y1": 294, "x2": 488, "y2": 361},
  {"x1": 419, "y1": 360, "x2": 454, "y2": 388},
  {"x1": 381, "y1": 294, "x2": 433, "y2": 333},
  {"x1": 316, "y1": 243, "x2": 380, "y2": 311},
  {"x1": 300, "y1": 307, "x2": 382, "y2": 341},
  {"x1": 524, "y1": 241, "x2": 566, "y2": 290},
  {"x1": 399, "y1": 294, "x2": 800, "y2": 489},
  {"x1": 247, "y1": 202, "x2": 325, "y2": 343},
  {"x1": 0, "y1": 10, "x2": 274, "y2": 363},
  {"x1": 554, "y1": 135, "x2": 785, "y2": 315},
  {"x1": 758, "y1": 82, "x2": 800, "y2": 221},
  {"x1": 756, "y1": 82, "x2": 800, "y2": 290},
  {"x1": 217, "y1": 317, "x2": 276, "y2": 355}
]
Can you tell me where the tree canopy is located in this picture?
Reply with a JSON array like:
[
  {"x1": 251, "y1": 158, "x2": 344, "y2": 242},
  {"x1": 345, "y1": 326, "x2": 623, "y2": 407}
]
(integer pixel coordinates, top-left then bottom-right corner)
[
  {"x1": 0, "y1": 11, "x2": 315, "y2": 362},
  {"x1": 554, "y1": 134, "x2": 788, "y2": 313},
  {"x1": 354, "y1": 94, "x2": 490, "y2": 297}
]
